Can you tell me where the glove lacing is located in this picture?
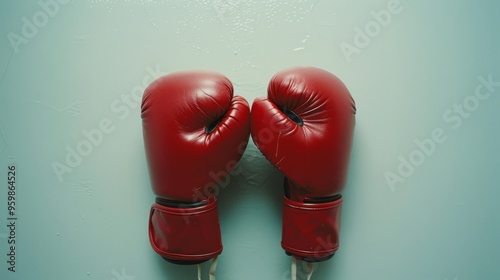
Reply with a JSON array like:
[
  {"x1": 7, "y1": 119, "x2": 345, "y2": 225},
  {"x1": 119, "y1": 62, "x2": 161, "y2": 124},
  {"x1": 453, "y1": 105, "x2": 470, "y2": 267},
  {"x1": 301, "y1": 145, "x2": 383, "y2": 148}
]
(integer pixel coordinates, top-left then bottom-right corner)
[
  {"x1": 197, "y1": 256, "x2": 218, "y2": 280},
  {"x1": 291, "y1": 257, "x2": 315, "y2": 280}
]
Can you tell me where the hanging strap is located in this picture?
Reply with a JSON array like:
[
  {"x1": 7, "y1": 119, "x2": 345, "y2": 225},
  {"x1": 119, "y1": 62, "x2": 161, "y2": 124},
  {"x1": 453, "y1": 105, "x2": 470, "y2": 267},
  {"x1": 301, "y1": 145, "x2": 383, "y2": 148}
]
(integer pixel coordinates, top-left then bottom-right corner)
[
  {"x1": 291, "y1": 257, "x2": 297, "y2": 280},
  {"x1": 209, "y1": 256, "x2": 219, "y2": 280},
  {"x1": 291, "y1": 257, "x2": 316, "y2": 280},
  {"x1": 196, "y1": 257, "x2": 219, "y2": 280},
  {"x1": 306, "y1": 261, "x2": 314, "y2": 280}
]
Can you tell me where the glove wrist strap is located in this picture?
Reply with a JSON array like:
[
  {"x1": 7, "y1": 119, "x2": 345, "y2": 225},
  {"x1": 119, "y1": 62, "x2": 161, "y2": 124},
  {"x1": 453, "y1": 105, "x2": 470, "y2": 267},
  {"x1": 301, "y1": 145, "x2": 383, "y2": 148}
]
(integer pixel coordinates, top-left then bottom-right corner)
[
  {"x1": 281, "y1": 195, "x2": 342, "y2": 262},
  {"x1": 149, "y1": 197, "x2": 222, "y2": 263}
]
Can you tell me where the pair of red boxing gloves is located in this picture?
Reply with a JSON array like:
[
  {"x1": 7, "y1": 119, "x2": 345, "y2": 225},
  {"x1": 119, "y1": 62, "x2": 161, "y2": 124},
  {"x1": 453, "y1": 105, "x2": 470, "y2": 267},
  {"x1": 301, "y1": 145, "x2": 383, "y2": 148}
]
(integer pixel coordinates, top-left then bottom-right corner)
[{"x1": 141, "y1": 66, "x2": 355, "y2": 278}]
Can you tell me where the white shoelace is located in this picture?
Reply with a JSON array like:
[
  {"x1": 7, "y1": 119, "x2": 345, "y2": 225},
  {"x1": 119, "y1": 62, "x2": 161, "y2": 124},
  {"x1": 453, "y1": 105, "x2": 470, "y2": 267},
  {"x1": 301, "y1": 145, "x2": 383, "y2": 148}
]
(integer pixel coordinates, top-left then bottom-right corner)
[
  {"x1": 197, "y1": 256, "x2": 219, "y2": 280},
  {"x1": 196, "y1": 256, "x2": 316, "y2": 280},
  {"x1": 291, "y1": 257, "x2": 315, "y2": 280}
]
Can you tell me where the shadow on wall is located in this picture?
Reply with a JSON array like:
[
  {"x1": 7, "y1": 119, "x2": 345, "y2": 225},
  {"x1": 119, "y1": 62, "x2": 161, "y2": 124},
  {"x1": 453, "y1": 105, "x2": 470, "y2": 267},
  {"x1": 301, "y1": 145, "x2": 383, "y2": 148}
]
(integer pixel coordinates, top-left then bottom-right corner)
[{"x1": 218, "y1": 142, "x2": 284, "y2": 221}]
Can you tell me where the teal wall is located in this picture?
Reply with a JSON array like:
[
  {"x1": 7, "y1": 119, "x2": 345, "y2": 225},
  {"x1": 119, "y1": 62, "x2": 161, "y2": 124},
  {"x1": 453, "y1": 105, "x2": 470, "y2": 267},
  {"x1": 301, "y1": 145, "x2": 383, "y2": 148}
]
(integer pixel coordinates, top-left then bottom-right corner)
[{"x1": 0, "y1": 0, "x2": 499, "y2": 279}]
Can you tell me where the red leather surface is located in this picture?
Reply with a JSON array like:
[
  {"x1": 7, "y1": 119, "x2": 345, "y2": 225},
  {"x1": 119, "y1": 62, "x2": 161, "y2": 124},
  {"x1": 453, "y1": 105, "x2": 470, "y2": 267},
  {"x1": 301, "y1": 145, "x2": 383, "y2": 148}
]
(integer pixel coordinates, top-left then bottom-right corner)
[
  {"x1": 251, "y1": 66, "x2": 355, "y2": 259},
  {"x1": 141, "y1": 70, "x2": 250, "y2": 261},
  {"x1": 281, "y1": 196, "x2": 342, "y2": 259},
  {"x1": 142, "y1": 71, "x2": 250, "y2": 202},
  {"x1": 149, "y1": 198, "x2": 222, "y2": 261}
]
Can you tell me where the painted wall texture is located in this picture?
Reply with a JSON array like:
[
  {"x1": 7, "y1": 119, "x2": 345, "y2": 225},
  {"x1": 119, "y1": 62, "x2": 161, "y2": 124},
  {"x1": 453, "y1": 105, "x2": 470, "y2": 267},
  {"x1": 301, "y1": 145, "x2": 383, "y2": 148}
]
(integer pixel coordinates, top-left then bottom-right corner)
[{"x1": 0, "y1": 0, "x2": 499, "y2": 279}]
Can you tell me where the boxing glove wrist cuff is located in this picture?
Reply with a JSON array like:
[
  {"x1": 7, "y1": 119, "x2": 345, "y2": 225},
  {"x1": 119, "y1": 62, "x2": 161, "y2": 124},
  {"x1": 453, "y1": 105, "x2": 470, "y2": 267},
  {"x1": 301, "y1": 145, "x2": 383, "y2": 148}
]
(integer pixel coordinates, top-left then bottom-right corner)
[
  {"x1": 281, "y1": 195, "x2": 342, "y2": 261},
  {"x1": 148, "y1": 197, "x2": 222, "y2": 262}
]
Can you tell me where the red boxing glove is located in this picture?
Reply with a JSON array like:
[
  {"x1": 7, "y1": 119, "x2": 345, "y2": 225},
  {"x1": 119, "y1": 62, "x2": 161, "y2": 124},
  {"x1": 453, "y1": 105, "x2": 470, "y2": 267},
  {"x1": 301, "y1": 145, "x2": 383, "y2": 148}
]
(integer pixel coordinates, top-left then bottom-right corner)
[
  {"x1": 142, "y1": 70, "x2": 250, "y2": 264},
  {"x1": 251, "y1": 67, "x2": 355, "y2": 262}
]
